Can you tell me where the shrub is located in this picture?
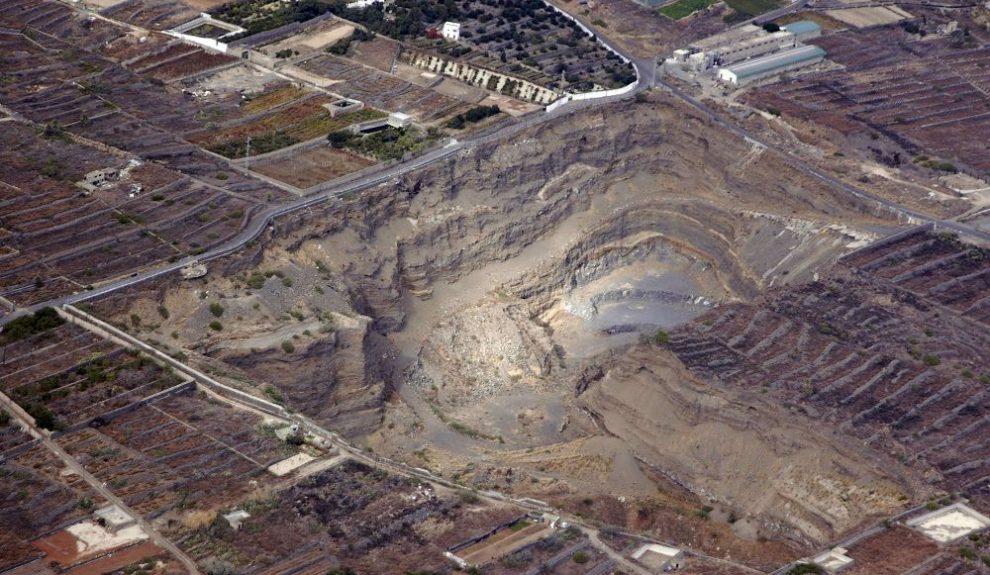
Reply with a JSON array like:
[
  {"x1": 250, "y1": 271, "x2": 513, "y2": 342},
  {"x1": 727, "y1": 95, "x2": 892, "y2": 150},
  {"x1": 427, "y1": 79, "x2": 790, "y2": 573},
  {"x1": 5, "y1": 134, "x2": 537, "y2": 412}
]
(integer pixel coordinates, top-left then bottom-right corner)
[
  {"x1": 572, "y1": 551, "x2": 589, "y2": 564},
  {"x1": 654, "y1": 329, "x2": 670, "y2": 345},
  {"x1": 923, "y1": 354, "x2": 941, "y2": 366},
  {"x1": 209, "y1": 320, "x2": 223, "y2": 331},
  {"x1": 158, "y1": 305, "x2": 170, "y2": 319},
  {"x1": 281, "y1": 340, "x2": 295, "y2": 353},
  {"x1": 264, "y1": 385, "x2": 285, "y2": 403},
  {"x1": 789, "y1": 564, "x2": 825, "y2": 575},
  {"x1": 26, "y1": 403, "x2": 57, "y2": 430},
  {"x1": 1, "y1": 307, "x2": 64, "y2": 343},
  {"x1": 209, "y1": 302, "x2": 224, "y2": 317}
]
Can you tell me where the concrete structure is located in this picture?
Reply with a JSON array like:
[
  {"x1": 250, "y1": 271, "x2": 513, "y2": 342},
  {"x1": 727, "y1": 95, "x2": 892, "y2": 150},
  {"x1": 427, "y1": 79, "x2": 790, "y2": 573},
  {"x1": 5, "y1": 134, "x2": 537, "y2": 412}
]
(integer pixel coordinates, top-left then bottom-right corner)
[
  {"x1": 631, "y1": 543, "x2": 684, "y2": 572},
  {"x1": 907, "y1": 502, "x2": 990, "y2": 543},
  {"x1": 93, "y1": 505, "x2": 135, "y2": 533},
  {"x1": 323, "y1": 97, "x2": 364, "y2": 117},
  {"x1": 441, "y1": 21, "x2": 460, "y2": 41},
  {"x1": 350, "y1": 118, "x2": 389, "y2": 134},
  {"x1": 810, "y1": 547, "x2": 854, "y2": 573},
  {"x1": 166, "y1": 13, "x2": 245, "y2": 54},
  {"x1": 345, "y1": 0, "x2": 380, "y2": 8},
  {"x1": 784, "y1": 20, "x2": 822, "y2": 41},
  {"x1": 83, "y1": 168, "x2": 118, "y2": 186},
  {"x1": 222, "y1": 509, "x2": 251, "y2": 531},
  {"x1": 717, "y1": 45, "x2": 826, "y2": 86},
  {"x1": 387, "y1": 112, "x2": 413, "y2": 129},
  {"x1": 715, "y1": 30, "x2": 795, "y2": 65}
]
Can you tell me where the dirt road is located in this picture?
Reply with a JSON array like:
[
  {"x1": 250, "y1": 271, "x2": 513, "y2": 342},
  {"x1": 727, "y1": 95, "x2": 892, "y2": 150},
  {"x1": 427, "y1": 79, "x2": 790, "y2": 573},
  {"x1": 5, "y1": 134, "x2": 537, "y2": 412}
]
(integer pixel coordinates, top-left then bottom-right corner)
[{"x1": 0, "y1": 390, "x2": 203, "y2": 575}]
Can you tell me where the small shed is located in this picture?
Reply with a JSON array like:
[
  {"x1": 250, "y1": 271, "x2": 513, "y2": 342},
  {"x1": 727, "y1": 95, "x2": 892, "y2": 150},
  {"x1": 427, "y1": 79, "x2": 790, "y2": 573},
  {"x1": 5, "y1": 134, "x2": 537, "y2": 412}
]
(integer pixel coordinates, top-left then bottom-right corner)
[
  {"x1": 631, "y1": 543, "x2": 684, "y2": 572},
  {"x1": 387, "y1": 112, "x2": 413, "y2": 129},
  {"x1": 441, "y1": 21, "x2": 460, "y2": 41}
]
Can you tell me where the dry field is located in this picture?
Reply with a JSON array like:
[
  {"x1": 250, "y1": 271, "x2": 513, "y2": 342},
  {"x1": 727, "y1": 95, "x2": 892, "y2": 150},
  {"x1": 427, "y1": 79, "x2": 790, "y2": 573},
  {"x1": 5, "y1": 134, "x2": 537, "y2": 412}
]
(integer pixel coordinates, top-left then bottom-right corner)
[
  {"x1": 669, "y1": 228, "x2": 990, "y2": 517},
  {"x1": 296, "y1": 53, "x2": 471, "y2": 121},
  {"x1": 251, "y1": 145, "x2": 375, "y2": 188},
  {"x1": 58, "y1": 390, "x2": 289, "y2": 517},
  {"x1": 170, "y1": 459, "x2": 525, "y2": 574},
  {"x1": 0, "y1": 444, "x2": 104, "y2": 571},
  {"x1": 745, "y1": 21, "x2": 990, "y2": 179}
]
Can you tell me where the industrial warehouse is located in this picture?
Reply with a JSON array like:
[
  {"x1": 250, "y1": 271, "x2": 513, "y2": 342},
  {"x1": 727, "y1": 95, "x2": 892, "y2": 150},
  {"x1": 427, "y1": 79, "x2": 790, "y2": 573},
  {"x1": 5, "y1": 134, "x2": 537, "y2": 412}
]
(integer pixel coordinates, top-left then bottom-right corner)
[{"x1": 665, "y1": 20, "x2": 827, "y2": 87}]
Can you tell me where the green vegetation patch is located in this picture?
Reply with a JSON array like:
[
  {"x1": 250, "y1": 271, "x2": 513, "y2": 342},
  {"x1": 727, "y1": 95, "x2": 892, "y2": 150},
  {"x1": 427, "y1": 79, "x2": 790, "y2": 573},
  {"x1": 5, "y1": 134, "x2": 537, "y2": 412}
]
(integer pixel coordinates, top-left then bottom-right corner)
[
  {"x1": 723, "y1": 0, "x2": 784, "y2": 22},
  {"x1": 327, "y1": 126, "x2": 441, "y2": 161},
  {"x1": 1, "y1": 307, "x2": 65, "y2": 343},
  {"x1": 446, "y1": 105, "x2": 500, "y2": 130},
  {"x1": 659, "y1": 0, "x2": 718, "y2": 20}
]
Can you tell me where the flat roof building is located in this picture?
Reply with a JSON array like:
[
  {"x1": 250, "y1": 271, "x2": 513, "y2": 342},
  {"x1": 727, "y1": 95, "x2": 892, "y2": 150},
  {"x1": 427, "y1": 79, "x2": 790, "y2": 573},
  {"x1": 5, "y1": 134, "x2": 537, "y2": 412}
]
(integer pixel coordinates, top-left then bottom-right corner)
[
  {"x1": 441, "y1": 21, "x2": 460, "y2": 41},
  {"x1": 783, "y1": 20, "x2": 822, "y2": 41},
  {"x1": 907, "y1": 502, "x2": 990, "y2": 543},
  {"x1": 718, "y1": 45, "x2": 826, "y2": 86},
  {"x1": 631, "y1": 543, "x2": 684, "y2": 572},
  {"x1": 811, "y1": 547, "x2": 854, "y2": 573},
  {"x1": 388, "y1": 112, "x2": 413, "y2": 129}
]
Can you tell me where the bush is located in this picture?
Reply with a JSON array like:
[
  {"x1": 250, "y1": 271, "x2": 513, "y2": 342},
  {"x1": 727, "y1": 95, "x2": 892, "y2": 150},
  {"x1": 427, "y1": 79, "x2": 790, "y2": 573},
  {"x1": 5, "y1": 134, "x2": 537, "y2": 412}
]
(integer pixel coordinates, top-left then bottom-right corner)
[
  {"x1": 281, "y1": 340, "x2": 295, "y2": 353},
  {"x1": 209, "y1": 320, "x2": 223, "y2": 331},
  {"x1": 26, "y1": 403, "x2": 57, "y2": 430},
  {"x1": 654, "y1": 329, "x2": 670, "y2": 345},
  {"x1": 572, "y1": 551, "x2": 589, "y2": 564},
  {"x1": 1, "y1": 307, "x2": 65, "y2": 343},
  {"x1": 209, "y1": 302, "x2": 224, "y2": 317},
  {"x1": 158, "y1": 305, "x2": 170, "y2": 319},
  {"x1": 446, "y1": 105, "x2": 500, "y2": 129},
  {"x1": 264, "y1": 385, "x2": 285, "y2": 403}
]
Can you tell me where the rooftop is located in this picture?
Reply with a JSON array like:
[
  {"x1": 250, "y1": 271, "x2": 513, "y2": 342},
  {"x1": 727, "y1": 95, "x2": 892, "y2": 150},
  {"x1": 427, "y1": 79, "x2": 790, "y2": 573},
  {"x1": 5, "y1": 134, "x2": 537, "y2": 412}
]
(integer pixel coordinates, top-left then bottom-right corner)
[
  {"x1": 907, "y1": 502, "x2": 990, "y2": 543},
  {"x1": 784, "y1": 20, "x2": 822, "y2": 35},
  {"x1": 723, "y1": 45, "x2": 826, "y2": 79}
]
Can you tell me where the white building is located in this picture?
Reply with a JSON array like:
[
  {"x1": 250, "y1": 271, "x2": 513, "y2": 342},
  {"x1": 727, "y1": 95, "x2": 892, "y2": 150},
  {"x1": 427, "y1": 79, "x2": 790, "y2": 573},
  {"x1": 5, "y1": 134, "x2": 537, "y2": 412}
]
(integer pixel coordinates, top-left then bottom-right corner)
[
  {"x1": 388, "y1": 112, "x2": 412, "y2": 129},
  {"x1": 717, "y1": 45, "x2": 826, "y2": 86},
  {"x1": 907, "y1": 502, "x2": 990, "y2": 543},
  {"x1": 441, "y1": 21, "x2": 460, "y2": 41},
  {"x1": 810, "y1": 547, "x2": 854, "y2": 573},
  {"x1": 631, "y1": 543, "x2": 684, "y2": 572}
]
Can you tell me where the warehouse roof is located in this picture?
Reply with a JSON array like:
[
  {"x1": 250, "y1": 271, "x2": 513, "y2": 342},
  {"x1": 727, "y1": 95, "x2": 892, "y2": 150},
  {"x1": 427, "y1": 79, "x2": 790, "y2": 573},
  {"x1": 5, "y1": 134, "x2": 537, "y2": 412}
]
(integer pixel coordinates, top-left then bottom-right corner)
[
  {"x1": 784, "y1": 21, "x2": 822, "y2": 35},
  {"x1": 724, "y1": 45, "x2": 826, "y2": 79}
]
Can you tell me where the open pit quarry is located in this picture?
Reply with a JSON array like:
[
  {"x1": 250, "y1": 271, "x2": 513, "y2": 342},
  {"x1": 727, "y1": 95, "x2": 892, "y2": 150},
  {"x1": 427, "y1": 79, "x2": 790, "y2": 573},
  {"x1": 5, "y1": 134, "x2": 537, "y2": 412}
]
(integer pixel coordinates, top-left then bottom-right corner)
[{"x1": 90, "y1": 91, "x2": 962, "y2": 566}]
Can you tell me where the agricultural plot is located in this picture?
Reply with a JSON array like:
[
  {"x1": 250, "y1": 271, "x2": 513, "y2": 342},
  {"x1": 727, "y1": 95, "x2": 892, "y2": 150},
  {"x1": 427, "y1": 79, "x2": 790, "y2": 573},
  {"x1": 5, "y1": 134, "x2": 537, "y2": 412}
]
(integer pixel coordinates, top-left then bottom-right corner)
[
  {"x1": 0, "y1": 444, "x2": 104, "y2": 572},
  {"x1": 295, "y1": 53, "x2": 470, "y2": 121},
  {"x1": 0, "y1": 123, "x2": 256, "y2": 306},
  {"x1": 745, "y1": 26, "x2": 990, "y2": 179},
  {"x1": 57, "y1": 390, "x2": 289, "y2": 518},
  {"x1": 0, "y1": 317, "x2": 187, "y2": 431},
  {"x1": 172, "y1": 459, "x2": 523, "y2": 574},
  {"x1": 721, "y1": 0, "x2": 784, "y2": 22},
  {"x1": 101, "y1": 0, "x2": 199, "y2": 30},
  {"x1": 669, "y1": 228, "x2": 990, "y2": 514},
  {"x1": 125, "y1": 41, "x2": 237, "y2": 82},
  {"x1": 251, "y1": 145, "x2": 375, "y2": 188},
  {"x1": 0, "y1": 3, "x2": 299, "y2": 304},
  {"x1": 659, "y1": 0, "x2": 719, "y2": 21},
  {"x1": 186, "y1": 92, "x2": 386, "y2": 157}
]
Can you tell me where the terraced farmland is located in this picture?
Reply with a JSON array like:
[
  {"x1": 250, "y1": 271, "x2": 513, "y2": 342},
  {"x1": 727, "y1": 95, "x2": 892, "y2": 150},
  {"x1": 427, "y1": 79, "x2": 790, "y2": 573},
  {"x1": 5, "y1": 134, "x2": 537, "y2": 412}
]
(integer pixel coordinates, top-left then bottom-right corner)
[{"x1": 670, "y1": 228, "x2": 990, "y2": 513}]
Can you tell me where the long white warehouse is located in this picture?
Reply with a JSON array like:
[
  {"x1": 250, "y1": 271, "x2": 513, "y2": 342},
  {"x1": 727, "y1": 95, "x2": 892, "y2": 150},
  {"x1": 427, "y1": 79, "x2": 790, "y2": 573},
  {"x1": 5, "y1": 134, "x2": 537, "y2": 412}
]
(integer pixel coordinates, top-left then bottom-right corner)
[{"x1": 718, "y1": 45, "x2": 826, "y2": 86}]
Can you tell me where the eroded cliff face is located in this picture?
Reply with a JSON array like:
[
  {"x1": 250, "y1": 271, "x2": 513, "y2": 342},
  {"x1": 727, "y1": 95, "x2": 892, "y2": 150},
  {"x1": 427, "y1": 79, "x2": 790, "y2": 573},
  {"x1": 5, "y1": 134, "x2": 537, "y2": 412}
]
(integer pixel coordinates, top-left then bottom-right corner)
[{"x1": 102, "y1": 93, "x2": 913, "y2": 549}]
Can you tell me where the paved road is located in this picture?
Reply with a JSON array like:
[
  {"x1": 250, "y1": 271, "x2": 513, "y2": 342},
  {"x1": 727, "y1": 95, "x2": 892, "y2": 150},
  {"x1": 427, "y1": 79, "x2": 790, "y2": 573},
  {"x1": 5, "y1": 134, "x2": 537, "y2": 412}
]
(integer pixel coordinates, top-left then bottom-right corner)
[
  {"x1": 0, "y1": 390, "x2": 203, "y2": 575},
  {"x1": 652, "y1": 77, "x2": 990, "y2": 244},
  {"x1": 0, "y1": 34, "x2": 652, "y2": 327}
]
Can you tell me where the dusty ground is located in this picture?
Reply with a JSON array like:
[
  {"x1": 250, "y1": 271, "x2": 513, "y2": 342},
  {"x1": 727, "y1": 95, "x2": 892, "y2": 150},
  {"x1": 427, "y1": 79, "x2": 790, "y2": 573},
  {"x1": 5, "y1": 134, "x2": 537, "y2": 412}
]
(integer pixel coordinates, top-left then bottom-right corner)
[
  {"x1": 251, "y1": 144, "x2": 375, "y2": 188},
  {"x1": 88, "y1": 91, "x2": 926, "y2": 570}
]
